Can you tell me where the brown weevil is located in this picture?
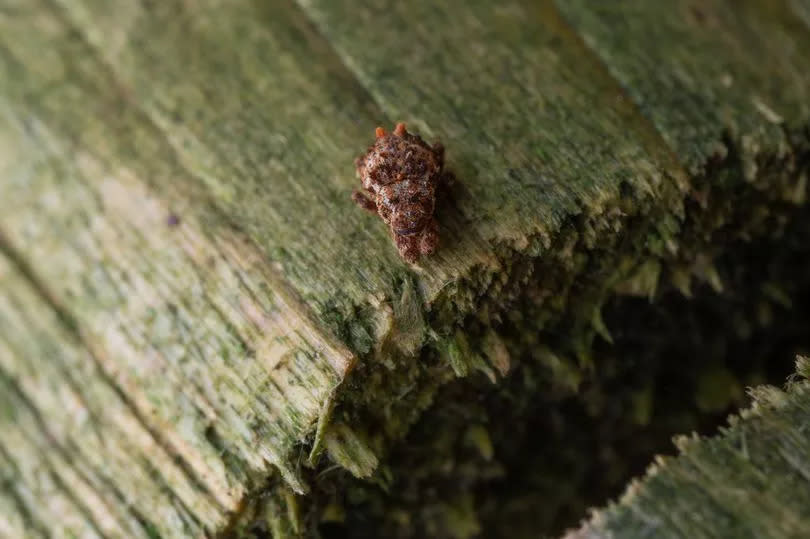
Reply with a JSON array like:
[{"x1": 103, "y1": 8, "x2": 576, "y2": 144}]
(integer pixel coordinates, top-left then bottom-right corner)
[{"x1": 352, "y1": 122, "x2": 450, "y2": 263}]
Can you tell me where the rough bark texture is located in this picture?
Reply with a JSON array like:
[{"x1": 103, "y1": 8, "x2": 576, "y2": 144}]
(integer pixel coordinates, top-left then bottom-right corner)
[{"x1": 1, "y1": 0, "x2": 809, "y2": 537}]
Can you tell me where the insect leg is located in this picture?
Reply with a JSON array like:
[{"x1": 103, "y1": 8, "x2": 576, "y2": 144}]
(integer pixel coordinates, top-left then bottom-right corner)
[
  {"x1": 432, "y1": 142, "x2": 445, "y2": 167},
  {"x1": 352, "y1": 191, "x2": 378, "y2": 213},
  {"x1": 419, "y1": 219, "x2": 439, "y2": 256},
  {"x1": 437, "y1": 170, "x2": 456, "y2": 200},
  {"x1": 394, "y1": 233, "x2": 420, "y2": 263}
]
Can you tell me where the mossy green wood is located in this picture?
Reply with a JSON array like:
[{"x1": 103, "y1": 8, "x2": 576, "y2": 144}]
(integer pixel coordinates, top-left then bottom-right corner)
[
  {"x1": 0, "y1": 253, "x2": 208, "y2": 538},
  {"x1": 296, "y1": 0, "x2": 684, "y2": 252},
  {"x1": 1, "y1": 1, "x2": 356, "y2": 534},
  {"x1": 556, "y1": 0, "x2": 810, "y2": 175},
  {"x1": 570, "y1": 358, "x2": 810, "y2": 539},
  {"x1": 1, "y1": 0, "x2": 809, "y2": 537},
  {"x1": 43, "y1": 0, "x2": 692, "y2": 340},
  {"x1": 282, "y1": 0, "x2": 810, "y2": 531},
  {"x1": 1, "y1": 1, "x2": 681, "y2": 532}
]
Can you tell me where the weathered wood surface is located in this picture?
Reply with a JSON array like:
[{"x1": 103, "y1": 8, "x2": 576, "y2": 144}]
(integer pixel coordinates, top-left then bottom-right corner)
[
  {"x1": 1, "y1": 0, "x2": 809, "y2": 536},
  {"x1": 557, "y1": 0, "x2": 810, "y2": 173},
  {"x1": 570, "y1": 358, "x2": 810, "y2": 539}
]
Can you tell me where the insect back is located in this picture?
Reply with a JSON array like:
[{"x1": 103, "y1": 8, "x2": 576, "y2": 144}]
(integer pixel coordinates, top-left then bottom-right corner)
[{"x1": 352, "y1": 123, "x2": 449, "y2": 263}]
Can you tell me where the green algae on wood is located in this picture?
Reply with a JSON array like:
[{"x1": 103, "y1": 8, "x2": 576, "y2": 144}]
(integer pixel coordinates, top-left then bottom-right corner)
[
  {"x1": 0, "y1": 253, "x2": 210, "y2": 537},
  {"x1": 1, "y1": 0, "x2": 810, "y2": 537},
  {"x1": 1, "y1": 0, "x2": 684, "y2": 516},
  {"x1": 555, "y1": 0, "x2": 810, "y2": 175}
]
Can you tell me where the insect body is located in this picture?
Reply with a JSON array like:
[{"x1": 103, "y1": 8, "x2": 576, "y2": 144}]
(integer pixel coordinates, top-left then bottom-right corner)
[{"x1": 352, "y1": 123, "x2": 448, "y2": 263}]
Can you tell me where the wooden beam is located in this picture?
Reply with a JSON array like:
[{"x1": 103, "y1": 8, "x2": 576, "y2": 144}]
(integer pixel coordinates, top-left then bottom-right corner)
[{"x1": 1, "y1": 0, "x2": 809, "y2": 536}]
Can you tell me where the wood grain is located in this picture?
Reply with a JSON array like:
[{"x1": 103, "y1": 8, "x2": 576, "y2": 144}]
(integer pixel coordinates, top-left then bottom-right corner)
[{"x1": 1, "y1": 0, "x2": 809, "y2": 536}]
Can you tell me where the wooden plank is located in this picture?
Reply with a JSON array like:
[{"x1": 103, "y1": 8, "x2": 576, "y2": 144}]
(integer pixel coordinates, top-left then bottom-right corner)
[
  {"x1": 1, "y1": 0, "x2": 685, "y2": 501},
  {"x1": 0, "y1": 253, "x2": 149, "y2": 538},
  {"x1": 0, "y1": 85, "x2": 348, "y2": 503},
  {"x1": 1, "y1": 0, "x2": 809, "y2": 536},
  {"x1": 570, "y1": 359, "x2": 810, "y2": 539},
  {"x1": 555, "y1": 0, "x2": 810, "y2": 175},
  {"x1": 0, "y1": 1, "x2": 354, "y2": 533},
  {"x1": 295, "y1": 0, "x2": 686, "y2": 252},
  {"x1": 46, "y1": 0, "x2": 447, "y2": 310},
  {"x1": 0, "y1": 247, "x2": 282, "y2": 536}
]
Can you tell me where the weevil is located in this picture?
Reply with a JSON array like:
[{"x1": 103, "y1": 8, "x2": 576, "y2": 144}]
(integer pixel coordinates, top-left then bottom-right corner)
[{"x1": 353, "y1": 123, "x2": 451, "y2": 263}]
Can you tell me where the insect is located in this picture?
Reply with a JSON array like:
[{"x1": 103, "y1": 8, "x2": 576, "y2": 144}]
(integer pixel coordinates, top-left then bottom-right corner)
[{"x1": 352, "y1": 122, "x2": 450, "y2": 263}]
